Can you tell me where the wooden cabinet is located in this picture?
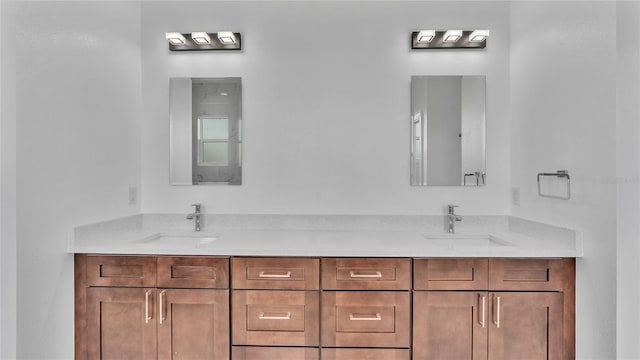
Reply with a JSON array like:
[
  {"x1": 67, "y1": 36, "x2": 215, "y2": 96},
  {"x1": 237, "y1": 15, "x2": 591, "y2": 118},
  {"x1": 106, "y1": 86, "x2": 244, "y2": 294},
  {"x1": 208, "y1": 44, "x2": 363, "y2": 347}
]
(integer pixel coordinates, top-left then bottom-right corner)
[
  {"x1": 77, "y1": 255, "x2": 574, "y2": 360},
  {"x1": 413, "y1": 258, "x2": 574, "y2": 360},
  {"x1": 76, "y1": 255, "x2": 230, "y2": 360}
]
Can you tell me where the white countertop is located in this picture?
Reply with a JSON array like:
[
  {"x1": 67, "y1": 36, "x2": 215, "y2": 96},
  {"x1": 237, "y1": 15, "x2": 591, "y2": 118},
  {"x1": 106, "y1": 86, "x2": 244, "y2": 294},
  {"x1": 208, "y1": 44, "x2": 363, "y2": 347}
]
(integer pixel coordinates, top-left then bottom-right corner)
[{"x1": 70, "y1": 215, "x2": 583, "y2": 258}]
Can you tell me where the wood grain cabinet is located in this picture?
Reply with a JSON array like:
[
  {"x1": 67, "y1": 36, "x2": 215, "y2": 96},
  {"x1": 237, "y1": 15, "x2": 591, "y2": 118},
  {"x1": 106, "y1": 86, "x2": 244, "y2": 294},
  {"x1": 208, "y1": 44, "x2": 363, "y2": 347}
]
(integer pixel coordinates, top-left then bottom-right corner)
[
  {"x1": 413, "y1": 258, "x2": 575, "y2": 360},
  {"x1": 76, "y1": 255, "x2": 230, "y2": 360}
]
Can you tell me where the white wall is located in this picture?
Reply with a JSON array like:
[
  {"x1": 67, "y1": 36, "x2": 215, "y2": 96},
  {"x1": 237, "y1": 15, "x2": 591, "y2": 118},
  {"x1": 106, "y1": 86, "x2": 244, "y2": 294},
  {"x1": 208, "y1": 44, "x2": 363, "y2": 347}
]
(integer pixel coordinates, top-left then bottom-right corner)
[
  {"x1": 1, "y1": 0, "x2": 17, "y2": 358},
  {"x1": 14, "y1": 3, "x2": 142, "y2": 359},
  {"x1": 510, "y1": 2, "x2": 617, "y2": 358},
  {"x1": 141, "y1": 1, "x2": 511, "y2": 215},
  {"x1": 616, "y1": 2, "x2": 640, "y2": 358}
]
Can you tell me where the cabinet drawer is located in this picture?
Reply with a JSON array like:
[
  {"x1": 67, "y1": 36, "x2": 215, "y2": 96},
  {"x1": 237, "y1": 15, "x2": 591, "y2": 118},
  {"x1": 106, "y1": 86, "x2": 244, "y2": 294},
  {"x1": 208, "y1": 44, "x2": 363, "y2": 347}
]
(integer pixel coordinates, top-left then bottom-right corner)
[
  {"x1": 86, "y1": 255, "x2": 156, "y2": 287},
  {"x1": 232, "y1": 346, "x2": 319, "y2": 360},
  {"x1": 489, "y1": 258, "x2": 565, "y2": 291},
  {"x1": 414, "y1": 258, "x2": 488, "y2": 290},
  {"x1": 157, "y1": 256, "x2": 229, "y2": 289},
  {"x1": 232, "y1": 257, "x2": 320, "y2": 290},
  {"x1": 322, "y1": 258, "x2": 411, "y2": 290},
  {"x1": 322, "y1": 291, "x2": 410, "y2": 348},
  {"x1": 232, "y1": 290, "x2": 320, "y2": 346},
  {"x1": 322, "y1": 348, "x2": 410, "y2": 360}
]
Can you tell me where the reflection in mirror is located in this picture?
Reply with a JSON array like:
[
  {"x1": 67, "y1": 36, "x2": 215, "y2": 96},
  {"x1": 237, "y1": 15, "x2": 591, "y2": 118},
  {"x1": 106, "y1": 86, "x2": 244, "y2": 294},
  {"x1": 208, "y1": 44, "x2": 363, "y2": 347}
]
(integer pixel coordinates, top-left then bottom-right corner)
[
  {"x1": 410, "y1": 75, "x2": 486, "y2": 186},
  {"x1": 170, "y1": 77, "x2": 242, "y2": 185}
]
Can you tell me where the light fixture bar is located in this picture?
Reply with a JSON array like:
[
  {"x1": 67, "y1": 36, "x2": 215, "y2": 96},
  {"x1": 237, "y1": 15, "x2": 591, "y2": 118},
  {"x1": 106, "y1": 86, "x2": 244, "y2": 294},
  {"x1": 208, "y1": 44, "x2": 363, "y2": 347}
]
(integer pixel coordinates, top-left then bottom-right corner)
[
  {"x1": 166, "y1": 31, "x2": 242, "y2": 51},
  {"x1": 411, "y1": 29, "x2": 489, "y2": 49}
]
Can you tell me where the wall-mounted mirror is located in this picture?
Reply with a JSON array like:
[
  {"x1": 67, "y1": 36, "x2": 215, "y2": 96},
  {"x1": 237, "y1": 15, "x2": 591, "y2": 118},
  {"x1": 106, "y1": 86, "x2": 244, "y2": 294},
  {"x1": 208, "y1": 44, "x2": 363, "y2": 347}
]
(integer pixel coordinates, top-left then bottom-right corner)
[
  {"x1": 410, "y1": 75, "x2": 486, "y2": 186},
  {"x1": 170, "y1": 77, "x2": 242, "y2": 185}
]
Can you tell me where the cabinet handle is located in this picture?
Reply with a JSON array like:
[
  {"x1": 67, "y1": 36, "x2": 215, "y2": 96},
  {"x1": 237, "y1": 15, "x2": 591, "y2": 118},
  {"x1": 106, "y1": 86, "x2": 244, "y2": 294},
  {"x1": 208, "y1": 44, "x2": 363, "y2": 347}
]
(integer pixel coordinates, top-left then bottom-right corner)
[
  {"x1": 349, "y1": 313, "x2": 382, "y2": 321},
  {"x1": 258, "y1": 271, "x2": 292, "y2": 278},
  {"x1": 349, "y1": 270, "x2": 383, "y2": 278},
  {"x1": 159, "y1": 290, "x2": 166, "y2": 324},
  {"x1": 493, "y1": 295, "x2": 501, "y2": 328},
  {"x1": 479, "y1": 294, "x2": 486, "y2": 328},
  {"x1": 144, "y1": 290, "x2": 152, "y2": 324},
  {"x1": 259, "y1": 312, "x2": 291, "y2": 320}
]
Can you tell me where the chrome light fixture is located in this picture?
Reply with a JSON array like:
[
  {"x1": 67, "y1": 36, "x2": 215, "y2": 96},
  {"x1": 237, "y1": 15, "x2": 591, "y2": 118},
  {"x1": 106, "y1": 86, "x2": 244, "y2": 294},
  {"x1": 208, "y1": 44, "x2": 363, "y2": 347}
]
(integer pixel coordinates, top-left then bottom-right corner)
[
  {"x1": 411, "y1": 29, "x2": 489, "y2": 49},
  {"x1": 166, "y1": 31, "x2": 242, "y2": 51}
]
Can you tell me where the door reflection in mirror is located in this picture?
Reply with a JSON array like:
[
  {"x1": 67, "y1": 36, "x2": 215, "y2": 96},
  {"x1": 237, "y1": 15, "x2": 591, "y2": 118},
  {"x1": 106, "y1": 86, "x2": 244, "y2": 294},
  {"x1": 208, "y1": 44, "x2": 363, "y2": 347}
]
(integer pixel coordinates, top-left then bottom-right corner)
[
  {"x1": 170, "y1": 77, "x2": 242, "y2": 185},
  {"x1": 410, "y1": 75, "x2": 486, "y2": 186}
]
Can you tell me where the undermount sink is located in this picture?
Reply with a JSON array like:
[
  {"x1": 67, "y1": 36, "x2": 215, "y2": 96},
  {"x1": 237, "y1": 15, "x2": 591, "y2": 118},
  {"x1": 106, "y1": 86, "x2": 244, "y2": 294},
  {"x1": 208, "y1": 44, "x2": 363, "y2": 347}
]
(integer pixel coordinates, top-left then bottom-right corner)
[
  {"x1": 136, "y1": 233, "x2": 217, "y2": 249},
  {"x1": 424, "y1": 234, "x2": 511, "y2": 248}
]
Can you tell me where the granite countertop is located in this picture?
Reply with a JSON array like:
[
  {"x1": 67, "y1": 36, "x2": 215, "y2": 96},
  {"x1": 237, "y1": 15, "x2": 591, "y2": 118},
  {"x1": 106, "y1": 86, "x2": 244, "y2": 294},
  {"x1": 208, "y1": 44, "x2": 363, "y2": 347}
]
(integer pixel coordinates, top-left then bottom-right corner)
[{"x1": 69, "y1": 214, "x2": 583, "y2": 258}]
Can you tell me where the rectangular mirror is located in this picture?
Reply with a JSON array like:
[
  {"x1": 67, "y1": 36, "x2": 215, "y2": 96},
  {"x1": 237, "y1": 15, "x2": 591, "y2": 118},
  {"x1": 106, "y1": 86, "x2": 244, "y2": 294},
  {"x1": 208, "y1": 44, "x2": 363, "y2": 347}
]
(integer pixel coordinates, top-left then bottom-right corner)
[
  {"x1": 170, "y1": 77, "x2": 242, "y2": 185},
  {"x1": 410, "y1": 75, "x2": 486, "y2": 186}
]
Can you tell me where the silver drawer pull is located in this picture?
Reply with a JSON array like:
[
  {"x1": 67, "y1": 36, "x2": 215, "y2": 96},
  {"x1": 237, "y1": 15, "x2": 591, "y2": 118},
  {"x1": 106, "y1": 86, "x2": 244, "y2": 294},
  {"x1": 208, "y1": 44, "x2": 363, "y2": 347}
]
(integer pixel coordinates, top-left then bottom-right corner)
[
  {"x1": 258, "y1": 271, "x2": 292, "y2": 278},
  {"x1": 259, "y1": 312, "x2": 292, "y2": 320},
  {"x1": 350, "y1": 313, "x2": 382, "y2": 321},
  {"x1": 349, "y1": 270, "x2": 382, "y2": 278}
]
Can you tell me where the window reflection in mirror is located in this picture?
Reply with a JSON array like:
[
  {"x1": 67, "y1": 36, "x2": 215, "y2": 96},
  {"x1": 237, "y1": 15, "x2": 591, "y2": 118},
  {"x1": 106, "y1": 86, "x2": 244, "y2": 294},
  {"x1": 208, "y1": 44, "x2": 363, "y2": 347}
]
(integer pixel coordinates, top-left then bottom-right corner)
[
  {"x1": 410, "y1": 75, "x2": 486, "y2": 186},
  {"x1": 170, "y1": 77, "x2": 242, "y2": 185}
]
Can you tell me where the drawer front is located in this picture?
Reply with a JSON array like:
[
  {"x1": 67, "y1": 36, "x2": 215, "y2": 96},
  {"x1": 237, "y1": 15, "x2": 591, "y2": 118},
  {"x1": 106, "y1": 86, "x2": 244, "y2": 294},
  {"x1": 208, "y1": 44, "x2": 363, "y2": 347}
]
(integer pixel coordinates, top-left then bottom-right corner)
[
  {"x1": 157, "y1": 256, "x2": 229, "y2": 289},
  {"x1": 232, "y1": 257, "x2": 320, "y2": 290},
  {"x1": 232, "y1": 346, "x2": 319, "y2": 360},
  {"x1": 414, "y1": 258, "x2": 489, "y2": 290},
  {"x1": 232, "y1": 290, "x2": 319, "y2": 346},
  {"x1": 489, "y1": 258, "x2": 565, "y2": 291},
  {"x1": 322, "y1": 258, "x2": 411, "y2": 290},
  {"x1": 322, "y1": 348, "x2": 410, "y2": 360},
  {"x1": 86, "y1": 255, "x2": 156, "y2": 287},
  {"x1": 322, "y1": 291, "x2": 410, "y2": 348}
]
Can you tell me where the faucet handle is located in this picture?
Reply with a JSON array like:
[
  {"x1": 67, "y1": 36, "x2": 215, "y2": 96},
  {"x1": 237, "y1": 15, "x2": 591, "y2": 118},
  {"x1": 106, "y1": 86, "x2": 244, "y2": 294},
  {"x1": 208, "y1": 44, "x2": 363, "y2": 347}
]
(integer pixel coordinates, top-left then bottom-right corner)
[
  {"x1": 191, "y1": 203, "x2": 201, "y2": 211},
  {"x1": 447, "y1": 204, "x2": 459, "y2": 214}
]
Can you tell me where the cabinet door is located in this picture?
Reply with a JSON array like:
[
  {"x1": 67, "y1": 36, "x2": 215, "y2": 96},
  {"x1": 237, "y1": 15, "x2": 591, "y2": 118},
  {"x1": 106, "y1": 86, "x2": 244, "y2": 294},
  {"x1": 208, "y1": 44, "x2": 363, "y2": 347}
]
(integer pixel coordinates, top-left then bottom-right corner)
[
  {"x1": 413, "y1": 291, "x2": 488, "y2": 360},
  {"x1": 489, "y1": 292, "x2": 563, "y2": 360},
  {"x1": 157, "y1": 289, "x2": 229, "y2": 360},
  {"x1": 87, "y1": 287, "x2": 157, "y2": 360}
]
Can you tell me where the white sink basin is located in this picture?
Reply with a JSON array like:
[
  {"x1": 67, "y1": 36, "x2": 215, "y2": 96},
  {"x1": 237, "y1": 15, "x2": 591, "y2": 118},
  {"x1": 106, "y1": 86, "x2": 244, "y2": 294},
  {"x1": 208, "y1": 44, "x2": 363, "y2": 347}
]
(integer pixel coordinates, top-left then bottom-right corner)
[
  {"x1": 136, "y1": 233, "x2": 217, "y2": 249},
  {"x1": 424, "y1": 234, "x2": 511, "y2": 248}
]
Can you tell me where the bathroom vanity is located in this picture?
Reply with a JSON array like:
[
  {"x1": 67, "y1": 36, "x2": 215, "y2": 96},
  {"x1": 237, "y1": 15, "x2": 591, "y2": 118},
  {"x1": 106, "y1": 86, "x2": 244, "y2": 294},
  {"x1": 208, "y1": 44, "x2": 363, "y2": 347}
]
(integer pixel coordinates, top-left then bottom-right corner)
[{"x1": 72, "y1": 216, "x2": 579, "y2": 360}]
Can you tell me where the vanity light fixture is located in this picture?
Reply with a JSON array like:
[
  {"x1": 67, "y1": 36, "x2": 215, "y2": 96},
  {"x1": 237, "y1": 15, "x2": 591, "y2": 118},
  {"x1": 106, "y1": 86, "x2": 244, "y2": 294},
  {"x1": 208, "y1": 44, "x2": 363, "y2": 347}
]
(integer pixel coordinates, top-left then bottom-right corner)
[
  {"x1": 411, "y1": 29, "x2": 489, "y2": 49},
  {"x1": 166, "y1": 31, "x2": 242, "y2": 51},
  {"x1": 443, "y1": 30, "x2": 463, "y2": 42}
]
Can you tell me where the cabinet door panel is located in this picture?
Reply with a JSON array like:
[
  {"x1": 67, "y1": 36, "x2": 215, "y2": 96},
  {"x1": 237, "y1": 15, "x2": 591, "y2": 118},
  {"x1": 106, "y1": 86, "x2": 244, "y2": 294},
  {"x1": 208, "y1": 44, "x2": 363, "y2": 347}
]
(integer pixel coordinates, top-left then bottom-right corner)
[
  {"x1": 232, "y1": 290, "x2": 320, "y2": 346},
  {"x1": 232, "y1": 346, "x2": 319, "y2": 360},
  {"x1": 322, "y1": 291, "x2": 410, "y2": 348},
  {"x1": 232, "y1": 257, "x2": 320, "y2": 290},
  {"x1": 414, "y1": 258, "x2": 488, "y2": 290},
  {"x1": 157, "y1": 289, "x2": 229, "y2": 360},
  {"x1": 489, "y1": 259, "x2": 564, "y2": 291},
  {"x1": 86, "y1": 256, "x2": 156, "y2": 287},
  {"x1": 413, "y1": 291, "x2": 487, "y2": 360},
  {"x1": 87, "y1": 287, "x2": 157, "y2": 360},
  {"x1": 322, "y1": 348, "x2": 410, "y2": 360},
  {"x1": 157, "y1": 256, "x2": 229, "y2": 289},
  {"x1": 489, "y1": 292, "x2": 563, "y2": 360},
  {"x1": 322, "y1": 258, "x2": 411, "y2": 290}
]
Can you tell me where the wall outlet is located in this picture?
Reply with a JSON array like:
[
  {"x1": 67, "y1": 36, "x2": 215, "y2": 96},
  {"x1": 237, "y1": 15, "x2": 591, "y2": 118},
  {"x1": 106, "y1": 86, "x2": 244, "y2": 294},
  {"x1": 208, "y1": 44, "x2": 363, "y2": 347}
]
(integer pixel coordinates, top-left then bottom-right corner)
[
  {"x1": 511, "y1": 187, "x2": 520, "y2": 206},
  {"x1": 128, "y1": 186, "x2": 137, "y2": 205}
]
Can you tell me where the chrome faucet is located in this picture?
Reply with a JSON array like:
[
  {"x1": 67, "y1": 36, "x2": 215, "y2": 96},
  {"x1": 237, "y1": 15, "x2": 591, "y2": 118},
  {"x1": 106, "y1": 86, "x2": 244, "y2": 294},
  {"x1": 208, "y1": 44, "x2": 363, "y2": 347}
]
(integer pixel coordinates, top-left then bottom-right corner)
[
  {"x1": 186, "y1": 203, "x2": 202, "y2": 231},
  {"x1": 447, "y1": 204, "x2": 462, "y2": 233}
]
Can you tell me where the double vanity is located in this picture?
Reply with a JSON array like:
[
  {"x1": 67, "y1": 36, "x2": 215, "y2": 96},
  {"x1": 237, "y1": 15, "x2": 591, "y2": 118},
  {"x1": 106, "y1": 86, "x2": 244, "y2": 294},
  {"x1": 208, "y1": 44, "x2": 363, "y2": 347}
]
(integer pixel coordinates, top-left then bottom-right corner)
[{"x1": 71, "y1": 213, "x2": 580, "y2": 360}]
